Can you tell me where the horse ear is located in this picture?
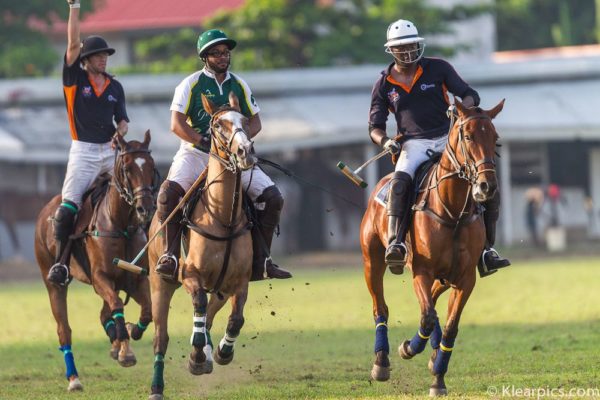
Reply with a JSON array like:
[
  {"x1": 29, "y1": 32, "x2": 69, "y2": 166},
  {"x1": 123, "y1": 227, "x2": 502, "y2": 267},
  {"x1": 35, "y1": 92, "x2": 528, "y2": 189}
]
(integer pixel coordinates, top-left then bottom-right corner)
[
  {"x1": 201, "y1": 94, "x2": 216, "y2": 116},
  {"x1": 487, "y1": 99, "x2": 505, "y2": 119},
  {"x1": 454, "y1": 97, "x2": 468, "y2": 116},
  {"x1": 228, "y1": 92, "x2": 240, "y2": 112},
  {"x1": 143, "y1": 130, "x2": 151, "y2": 147}
]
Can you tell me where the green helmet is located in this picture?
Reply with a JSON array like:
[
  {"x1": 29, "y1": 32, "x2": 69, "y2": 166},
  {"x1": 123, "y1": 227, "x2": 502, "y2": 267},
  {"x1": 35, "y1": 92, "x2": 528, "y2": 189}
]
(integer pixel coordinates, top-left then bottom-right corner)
[{"x1": 197, "y1": 29, "x2": 237, "y2": 58}]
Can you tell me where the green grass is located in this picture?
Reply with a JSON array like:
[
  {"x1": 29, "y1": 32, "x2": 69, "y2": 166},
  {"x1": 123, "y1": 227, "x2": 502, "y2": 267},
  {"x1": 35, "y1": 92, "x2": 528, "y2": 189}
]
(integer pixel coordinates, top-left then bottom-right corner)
[{"x1": 1, "y1": 257, "x2": 599, "y2": 399}]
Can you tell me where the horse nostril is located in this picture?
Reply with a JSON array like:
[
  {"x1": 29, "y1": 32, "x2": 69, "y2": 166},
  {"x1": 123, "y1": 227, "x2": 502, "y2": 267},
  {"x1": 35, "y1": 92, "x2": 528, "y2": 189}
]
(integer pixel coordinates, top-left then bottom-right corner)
[
  {"x1": 136, "y1": 206, "x2": 146, "y2": 216},
  {"x1": 479, "y1": 181, "x2": 488, "y2": 194},
  {"x1": 237, "y1": 147, "x2": 245, "y2": 157}
]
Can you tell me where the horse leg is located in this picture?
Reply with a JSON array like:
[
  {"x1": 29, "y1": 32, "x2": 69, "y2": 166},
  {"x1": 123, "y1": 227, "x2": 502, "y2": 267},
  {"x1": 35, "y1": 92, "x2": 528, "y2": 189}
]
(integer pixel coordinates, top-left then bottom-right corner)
[
  {"x1": 99, "y1": 301, "x2": 120, "y2": 360},
  {"x1": 126, "y1": 277, "x2": 153, "y2": 341},
  {"x1": 363, "y1": 242, "x2": 390, "y2": 381},
  {"x1": 149, "y1": 279, "x2": 177, "y2": 400},
  {"x1": 214, "y1": 284, "x2": 248, "y2": 365},
  {"x1": 185, "y1": 278, "x2": 215, "y2": 375},
  {"x1": 45, "y1": 282, "x2": 83, "y2": 391},
  {"x1": 428, "y1": 280, "x2": 450, "y2": 352},
  {"x1": 399, "y1": 273, "x2": 437, "y2": 360},
  {"x1": 428, "y1": 279, "x2": 475, "y2": 396},
  {"x1": 92, "y1": 274, "x2": 136, "y2": 367}
]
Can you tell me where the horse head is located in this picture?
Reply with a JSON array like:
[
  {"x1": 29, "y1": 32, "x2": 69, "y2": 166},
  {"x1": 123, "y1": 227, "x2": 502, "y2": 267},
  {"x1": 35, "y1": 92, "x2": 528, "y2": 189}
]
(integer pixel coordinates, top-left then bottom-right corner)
[
  {"x1": 449, "y1": 99, "x2": 505, "y2": 202},
  {"x1": 113, "y1": 130, "x2": 157, "y2": 227},
  {"x1": 201, "y1": 92, "x2": 256, "y2": 172}
]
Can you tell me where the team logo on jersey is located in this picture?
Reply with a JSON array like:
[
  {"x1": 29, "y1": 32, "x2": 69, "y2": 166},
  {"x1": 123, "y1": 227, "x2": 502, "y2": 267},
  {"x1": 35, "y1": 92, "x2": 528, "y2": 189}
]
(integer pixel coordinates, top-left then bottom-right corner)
[
  {"x1": 204, "y1": 89, "x2": 215, "y2": 98},
  {"x1": 82, "y1": 86, "x2": 92, "y2": 97},
  {"x1": 387, "y1": 88, "x2": 400, "y2": 103},
  {"x1": 420, "y1": 83, "x2": 436, "y2": 91},
  {"x1": 108, "y1": 94, "x2": 117, "y2": 102}
]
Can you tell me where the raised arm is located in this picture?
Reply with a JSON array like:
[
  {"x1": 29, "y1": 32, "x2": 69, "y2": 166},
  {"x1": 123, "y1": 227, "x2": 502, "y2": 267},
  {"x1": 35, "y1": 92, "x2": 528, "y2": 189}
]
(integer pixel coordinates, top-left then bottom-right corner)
[{"x1": 65, "y1": 0, "x2": 81, "y2": 66}]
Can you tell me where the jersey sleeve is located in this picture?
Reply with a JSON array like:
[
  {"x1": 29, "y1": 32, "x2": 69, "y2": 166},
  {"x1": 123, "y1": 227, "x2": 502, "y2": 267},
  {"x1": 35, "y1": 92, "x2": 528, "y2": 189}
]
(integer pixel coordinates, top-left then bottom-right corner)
[
  {"x1": 63, "y1": 53, "x2": 81, "y2": 87},
  {"x1": 232, "y1": 74, "x2": 260, "y2": 117},
  {"x1": 441, "y1": 60, "x2": 473, "y2": 99},
  {"x1": 113, "y1": 80, "x2": 130, "y2": 123},
  {"x1": 170, "y1": 75, "x2": 195, "y2": 115},
  {"x1": 368, "y1": 75, "x2": 389, "y2": 132}
]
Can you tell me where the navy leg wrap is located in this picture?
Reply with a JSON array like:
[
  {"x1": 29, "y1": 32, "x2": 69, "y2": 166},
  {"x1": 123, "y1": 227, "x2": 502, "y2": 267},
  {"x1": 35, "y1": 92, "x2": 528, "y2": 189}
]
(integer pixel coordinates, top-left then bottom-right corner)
[
  {"x1": 59, "y1": 345, "x2": 78, "y2": 379},
  {"x1": 432, "y1": 337, "x2": 455, "y2": 375},
  {"x1": 374, "y1": 316, "x2": 389, "y2": 354},
  {"x1": 102, "y1": 318, "x2": 117, "y2": 343},
  {"x1": 408, "y1": 327, "x2": 433, "y2": 355},
  {"x1": 430, "y1": 318, "x2": 442, "y2": 349},
  {"x1": 112, "y1": 308, "x2": 129, "y2": 341},
  {"x1": 151, "y1": 353, "x2": 164, "y2": 392}
]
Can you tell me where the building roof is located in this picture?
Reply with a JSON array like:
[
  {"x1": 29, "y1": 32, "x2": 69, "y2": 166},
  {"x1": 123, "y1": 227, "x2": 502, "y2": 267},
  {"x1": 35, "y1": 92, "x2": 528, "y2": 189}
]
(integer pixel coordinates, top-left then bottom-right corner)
[{"x1": 64, "y1": 0, "x2": 245, "y2": 34}]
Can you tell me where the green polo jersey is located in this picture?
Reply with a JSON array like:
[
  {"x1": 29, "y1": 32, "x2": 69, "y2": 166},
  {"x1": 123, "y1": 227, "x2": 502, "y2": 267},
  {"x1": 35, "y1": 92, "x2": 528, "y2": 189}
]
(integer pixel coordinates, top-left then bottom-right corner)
[{"x1": 170, "y1": 68, "x2": 260, "y2": 150}]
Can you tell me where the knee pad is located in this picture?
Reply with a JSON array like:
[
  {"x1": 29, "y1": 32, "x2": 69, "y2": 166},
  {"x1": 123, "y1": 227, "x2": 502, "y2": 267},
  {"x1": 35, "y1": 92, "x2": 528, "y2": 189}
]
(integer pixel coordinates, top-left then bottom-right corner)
[
  {"x1": 256, "y1": 186, "x2": 284, "y2": 213},
  {"x1": 53, "y1": 200, "x2": 78, "y2": 240},
  {"x1": 390, "y1": 172, "x2": 412, "y2": 198},
  {"x1": 157, "y1": 180, "x2": 185, "y2": 222}
]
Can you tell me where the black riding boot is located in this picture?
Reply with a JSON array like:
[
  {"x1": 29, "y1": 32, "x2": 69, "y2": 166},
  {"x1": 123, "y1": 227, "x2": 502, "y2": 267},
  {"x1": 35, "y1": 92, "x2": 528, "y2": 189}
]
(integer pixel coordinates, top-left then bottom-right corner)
[
  {"x1": 155, "y1": 180, "x2": 185, "y2": 281},
  {"x1": 478, "y1": 193, "x2": 511, "y2": 277},
  {"x1": 251, "y1": 186, "x2": 292, "y2": 281},
  {"x1": 384, "y1": 172, "x2": 413, "y2": 274},
  {"x1": 47, "y1": 200, "x2": 78, "y2": 286}
]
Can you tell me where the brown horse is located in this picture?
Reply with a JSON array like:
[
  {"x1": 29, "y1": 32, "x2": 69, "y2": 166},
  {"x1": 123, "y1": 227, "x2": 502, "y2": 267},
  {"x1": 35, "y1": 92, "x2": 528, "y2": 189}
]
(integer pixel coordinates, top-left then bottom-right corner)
[
  {"x1": 34, "y1": 132, "x2": 157, "y2": 391},
  {"x1": 361, "y1": 99, "x2": 505, "y2": 396},
  {"x1": 147, "y1": 93, "x2": 255, "y2": 400}
]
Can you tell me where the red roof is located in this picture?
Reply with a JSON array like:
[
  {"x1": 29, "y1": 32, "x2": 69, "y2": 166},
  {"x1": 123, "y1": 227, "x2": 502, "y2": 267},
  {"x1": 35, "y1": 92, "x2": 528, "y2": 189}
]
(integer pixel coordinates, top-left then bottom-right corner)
[{"x1": 75, "y1": 0, "x2": 245, "y2": 33}]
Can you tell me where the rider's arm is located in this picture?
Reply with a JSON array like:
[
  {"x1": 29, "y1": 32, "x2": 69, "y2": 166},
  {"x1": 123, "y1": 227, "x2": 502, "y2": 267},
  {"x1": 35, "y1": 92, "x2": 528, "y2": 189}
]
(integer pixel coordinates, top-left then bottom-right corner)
[
  {"x1": 171, "y1": 110, "x2": 203, "y2": 145},
  {"x1": 442, "y1": 59, "x2": 480, "y2": 108},
  {"x1": 65, "y1": 2, "x2": 81, "y2": 66},
  {"x1": 116, "y1": 120, "x2": 129, "y2": 136},
  {"x1": 369, "y1": 128, "x2": 389, "y2": 147},
  {"x1": 248, "y1": 113, "x2": 261, "y2": 138},
  {"x1": 368, "y1": 75, "x2": 390, "y2": 146}
]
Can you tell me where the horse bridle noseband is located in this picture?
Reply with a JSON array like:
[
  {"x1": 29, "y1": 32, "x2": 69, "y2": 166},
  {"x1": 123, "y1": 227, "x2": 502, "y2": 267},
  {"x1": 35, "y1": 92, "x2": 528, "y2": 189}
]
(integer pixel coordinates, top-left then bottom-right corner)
[{"x1": 113, "y1": 148, "x2": 158, "y2": 206}]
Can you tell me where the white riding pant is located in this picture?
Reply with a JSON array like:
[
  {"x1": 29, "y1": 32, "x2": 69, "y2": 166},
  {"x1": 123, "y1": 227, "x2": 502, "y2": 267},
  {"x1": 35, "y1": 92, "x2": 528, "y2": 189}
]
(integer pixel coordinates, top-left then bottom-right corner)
[
  {"x1": 62, "y1": 140, "x2": 115, "y2": 208},
  {"x1": 167, "y1": 142, "x2": 275, "y2": 203},
  {"x1": 394, "y1": 136, "x2": 448, "y2": 179}
]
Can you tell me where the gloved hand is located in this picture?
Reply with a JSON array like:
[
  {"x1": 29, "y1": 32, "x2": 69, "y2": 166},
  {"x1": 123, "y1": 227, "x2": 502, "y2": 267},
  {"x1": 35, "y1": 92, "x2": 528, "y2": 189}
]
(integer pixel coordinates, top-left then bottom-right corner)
[
  {"x1": 67, "y1": 0, "x2": 80, "y2": 7},
  {"x1": 382, "y1": 138, "x2": 401, "y2": 155}
]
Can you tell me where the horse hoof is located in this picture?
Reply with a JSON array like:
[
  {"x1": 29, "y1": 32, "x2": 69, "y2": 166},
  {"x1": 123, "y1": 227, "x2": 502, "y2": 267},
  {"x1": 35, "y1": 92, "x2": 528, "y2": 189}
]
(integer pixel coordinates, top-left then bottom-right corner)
[
  {"x1": 148, "y1": 394, "x2": 163, "y2": 400},
  {"x1": 370, "y1": 364, "x2": 390, "y2": 381},
  {"x1": 118, "y1": 351, "x2": 137, "y2": 367},
  {"x1": 68, "y1": 377, "x2": 83, "y2": 391},
  {"x1": 429, "y1": 387, "x2": 448, "y2": 396},
  {"x1": 110, "y1": 343, "x2": 119, "y2": 360},
  {"x1": 188, "y1": 356, "x2": 213, "y2": 375},
  {"x1": 399, "y1": 340, "x2": 414, "y2": 360},
  {"x1": 213, "y1": 347, "x2": 234, "y2": 365}
]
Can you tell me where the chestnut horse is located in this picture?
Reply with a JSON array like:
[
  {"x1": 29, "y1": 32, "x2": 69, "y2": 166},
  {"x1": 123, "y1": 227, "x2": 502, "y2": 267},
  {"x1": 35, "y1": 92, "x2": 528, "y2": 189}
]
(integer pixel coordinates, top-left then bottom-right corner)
[
  {"x1": 147, "y1": 93, "x2": 254, "y2": 400},
  {"x1": 361, "y1": 100, "x2": 505, "y2": 396},
  {"x1": 34, "y1": 132, "x2": 157, "y2": 391}
]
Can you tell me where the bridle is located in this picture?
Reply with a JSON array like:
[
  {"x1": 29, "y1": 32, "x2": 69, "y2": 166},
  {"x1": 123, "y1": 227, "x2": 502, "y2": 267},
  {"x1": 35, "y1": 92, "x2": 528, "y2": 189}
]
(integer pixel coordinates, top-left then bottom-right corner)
[
  {"x1": 208, "y1": 106, "x2": 253, "y2": 174},
  {"x1": 112, "y1": 147, "x2": 159, "y2": 207}
]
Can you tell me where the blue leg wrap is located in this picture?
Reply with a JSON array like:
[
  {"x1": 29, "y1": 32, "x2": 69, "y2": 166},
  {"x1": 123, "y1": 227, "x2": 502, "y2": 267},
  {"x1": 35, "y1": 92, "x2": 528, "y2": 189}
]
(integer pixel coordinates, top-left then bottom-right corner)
[
  {"x1": 151, "y1": 353, "x2": 164, "y2": 390},
  {"x1": 432, "y1": 337, "x2": 455, "y2": 375},
  {"x1": 430, "y1": 318, "x2": 442, "y2": 349},
  {"x1": 374, "y1": 316, "x2": 389, "y2": 354},
  {"x1": 408, "y1": 327, "x2": 432, "y2": 355},
  {"x1": 59, "y1": 345, "x2": 78, "y2": 379}
]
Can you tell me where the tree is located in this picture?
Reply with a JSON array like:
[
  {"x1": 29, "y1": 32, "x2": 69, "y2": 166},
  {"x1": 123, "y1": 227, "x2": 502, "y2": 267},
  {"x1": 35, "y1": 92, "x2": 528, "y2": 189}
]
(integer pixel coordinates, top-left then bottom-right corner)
[{"x1": 0, "y1": 1, "x2": 93, "y2": 78}]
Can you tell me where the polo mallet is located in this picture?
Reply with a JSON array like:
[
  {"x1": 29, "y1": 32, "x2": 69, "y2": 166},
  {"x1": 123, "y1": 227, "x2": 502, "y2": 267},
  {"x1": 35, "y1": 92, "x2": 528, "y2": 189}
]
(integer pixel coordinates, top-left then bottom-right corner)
[
  {"x1": 337, "y1": 149, "x2": 390, "y2": 189},
  {"x1": 112, "y1": 167, "x2": 209, "y2": 275}
]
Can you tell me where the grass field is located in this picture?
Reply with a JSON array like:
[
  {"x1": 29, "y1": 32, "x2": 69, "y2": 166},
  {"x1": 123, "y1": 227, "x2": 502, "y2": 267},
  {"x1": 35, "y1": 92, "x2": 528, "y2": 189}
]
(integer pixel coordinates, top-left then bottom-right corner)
[{"x1": 1, "y1": 256, "x2": 599, "y2": 399}]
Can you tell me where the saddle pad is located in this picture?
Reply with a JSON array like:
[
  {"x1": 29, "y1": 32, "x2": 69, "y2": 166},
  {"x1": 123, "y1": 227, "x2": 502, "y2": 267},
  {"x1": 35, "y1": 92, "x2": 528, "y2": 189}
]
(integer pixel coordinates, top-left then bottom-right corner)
[{"x1": 374, "y1": 181, "x2": 392, "y2": 207}]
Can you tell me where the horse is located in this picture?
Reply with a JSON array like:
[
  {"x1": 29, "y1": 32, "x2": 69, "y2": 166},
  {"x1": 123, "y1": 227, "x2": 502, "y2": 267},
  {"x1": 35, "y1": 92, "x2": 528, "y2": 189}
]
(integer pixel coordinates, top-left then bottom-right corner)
[
  {"x1": 147, "y1": 92, "x2": 255, "y2": 400},
  {"x1": 34, "y1": 132, "x2": 157, "y2": 391},
  {"x1": 361, "y1": 99, "x2": 505, "y2": 396}
]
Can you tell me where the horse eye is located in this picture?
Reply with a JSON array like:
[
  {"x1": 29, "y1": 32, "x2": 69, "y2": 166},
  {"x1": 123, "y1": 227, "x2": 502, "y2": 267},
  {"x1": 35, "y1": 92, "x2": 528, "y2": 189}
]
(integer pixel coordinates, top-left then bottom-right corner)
[{"x1": 465, "y1": 135, "x2": 473, "y2": 141}]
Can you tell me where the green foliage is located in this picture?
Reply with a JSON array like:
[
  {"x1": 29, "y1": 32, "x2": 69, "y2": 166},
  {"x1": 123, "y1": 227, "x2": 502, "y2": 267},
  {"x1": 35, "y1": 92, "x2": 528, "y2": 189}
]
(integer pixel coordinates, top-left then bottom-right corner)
[
  {"x1": 495, "y1": 0, "x2": 598, "y2": 51},
  {"x1": 0, "y1": 1, "x2": 94, "y2": 78}
]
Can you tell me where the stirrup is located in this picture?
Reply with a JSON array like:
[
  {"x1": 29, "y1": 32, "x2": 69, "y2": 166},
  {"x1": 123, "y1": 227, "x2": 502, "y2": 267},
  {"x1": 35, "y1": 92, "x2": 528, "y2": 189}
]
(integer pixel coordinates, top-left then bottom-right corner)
[
  {"x1": 155, "y1": 253, "x2": 179, "y2": 281},
  {"x1": 385, "y1": 242, "x2": 407, "y2": 274},
  {"x1": 478, "y1": 247, "x2": 509, "y2": 278},
  {"x1": 47, "y1": 263, "x2": 70, "y2": 286}
]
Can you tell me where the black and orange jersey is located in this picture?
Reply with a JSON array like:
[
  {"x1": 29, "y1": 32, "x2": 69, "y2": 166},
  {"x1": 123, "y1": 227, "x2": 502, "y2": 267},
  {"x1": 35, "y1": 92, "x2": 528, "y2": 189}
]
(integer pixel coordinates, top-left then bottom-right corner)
[
  {"x1": 369, "y1": 58, "x2": 479, "y2": 140},
  {"x1": 62, "y1": 55, "x2": 129, "y2": 143}
]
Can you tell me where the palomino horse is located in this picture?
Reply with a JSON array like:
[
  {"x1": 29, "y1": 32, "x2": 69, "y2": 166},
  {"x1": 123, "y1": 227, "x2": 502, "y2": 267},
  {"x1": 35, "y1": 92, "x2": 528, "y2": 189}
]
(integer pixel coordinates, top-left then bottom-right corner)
[
  {"x1": 147, "y1": 93, "x2": 255, "y2": 400},
  {"x1": 361, "y1": 99, "x2": 505, "y2": 396},
  {"x1": 34, "y1": 132, "x2": 157, "y2": 391}
]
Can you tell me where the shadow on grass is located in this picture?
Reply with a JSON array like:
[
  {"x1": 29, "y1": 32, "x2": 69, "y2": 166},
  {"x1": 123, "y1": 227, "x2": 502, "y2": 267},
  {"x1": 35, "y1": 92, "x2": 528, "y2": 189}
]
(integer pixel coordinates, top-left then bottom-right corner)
[{"x1": 1, "y1": 319, "x2": 598, "y2": 400}]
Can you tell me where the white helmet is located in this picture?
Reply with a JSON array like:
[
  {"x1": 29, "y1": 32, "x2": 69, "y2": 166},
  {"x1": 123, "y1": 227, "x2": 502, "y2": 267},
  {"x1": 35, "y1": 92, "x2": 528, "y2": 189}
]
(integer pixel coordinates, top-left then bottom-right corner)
[{"x1": 385, "y1": 19, "x2": 425, "y2": 65}]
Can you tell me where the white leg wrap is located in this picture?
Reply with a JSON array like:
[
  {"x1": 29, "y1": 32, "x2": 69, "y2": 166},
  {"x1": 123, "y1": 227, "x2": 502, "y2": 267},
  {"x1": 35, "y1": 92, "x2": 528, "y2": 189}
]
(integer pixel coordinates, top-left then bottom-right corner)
[
  {"x1": 190, "y1": 315, "x2": 207, "y2": 345},
  {"x1": 219, "y1": 332, "x2": 237, "y2": 350}
]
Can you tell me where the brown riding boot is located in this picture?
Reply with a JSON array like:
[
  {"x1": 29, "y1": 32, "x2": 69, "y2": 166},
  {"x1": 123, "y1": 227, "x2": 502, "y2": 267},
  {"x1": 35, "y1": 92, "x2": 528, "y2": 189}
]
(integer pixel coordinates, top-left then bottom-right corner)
[
  {"x1": 155, "y1": 180, "x2": 185, "y2": 281},
  {"x1": 251, "y1": 186, "x2": 292, "y2": 281},
  {"x1": 384, "y1": 172, "x2": 412, "y2": 274}
]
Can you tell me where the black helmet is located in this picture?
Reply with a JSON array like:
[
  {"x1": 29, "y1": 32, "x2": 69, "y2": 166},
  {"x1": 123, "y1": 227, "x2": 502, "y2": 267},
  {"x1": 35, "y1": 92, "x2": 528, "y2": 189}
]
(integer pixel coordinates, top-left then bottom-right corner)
[{"x1": 80, "y1": 36, "x2": 115, "y2": 59}]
